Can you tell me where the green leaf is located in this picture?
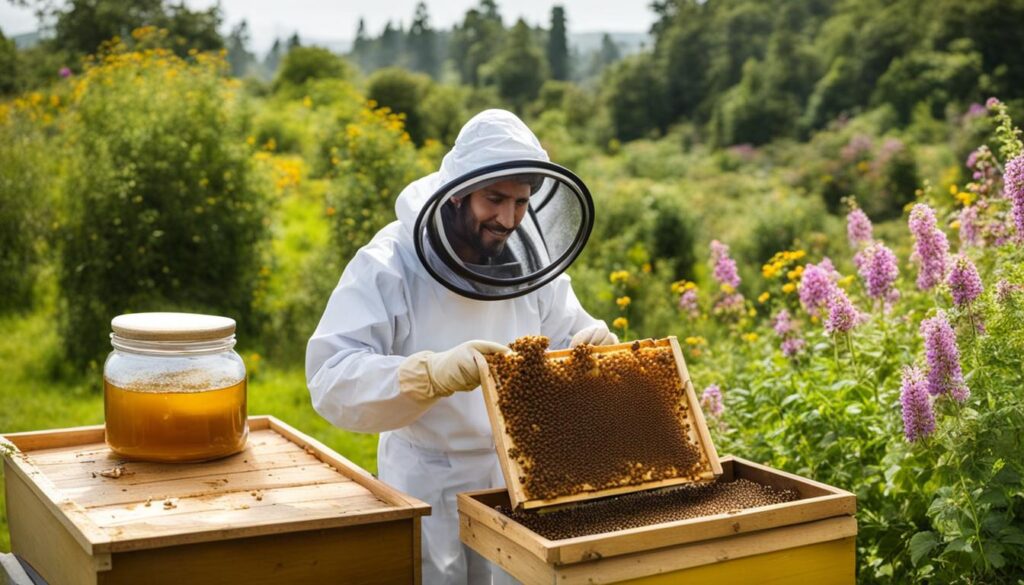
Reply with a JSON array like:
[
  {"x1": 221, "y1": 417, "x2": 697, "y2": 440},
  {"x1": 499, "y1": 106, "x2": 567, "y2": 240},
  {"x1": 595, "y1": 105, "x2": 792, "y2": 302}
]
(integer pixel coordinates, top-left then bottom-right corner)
[
  {"x1": 909, "y1": 531, "x2": 938, "y2": 566},
  {"x1": 944, "y1": 538, "x2": 972, "y2": 554}
]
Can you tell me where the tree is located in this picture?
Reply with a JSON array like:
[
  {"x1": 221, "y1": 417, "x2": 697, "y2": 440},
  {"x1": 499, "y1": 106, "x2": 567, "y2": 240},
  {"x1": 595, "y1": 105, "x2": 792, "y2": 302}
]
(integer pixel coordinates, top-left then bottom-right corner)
[
  {"x1": 273, "y1": 46, "x2": 353, "y2": 93},
  {"x1": 263, "y1": 38, "x2": 283, "y2": 76},
  {"x1": 547, "y1": 6, "x2": 569, "y2": 81},
  {"x1": 451, "y1": 2, "x2": 505, "y2": 85},
  {"x1": 226, "y1": 20, "x2": 255, "y2": 78},
  {"x1": 0, "y1": 29, "x2": 17, "y2": 94},
  {"x1": 287, "y1": 32, "x2": 301, "y2": 50},
  {"x1": 408, "y1": 2, "x2": 439, "y2": 78},
  {"x1": 602, "y1": 53, "x2": 669, "y2": 142},
  {"x1": 482, "y1": 19, "x2": 547, "y2": 113},
  {"x1": 367, "y1": 67, "x2": 432, "y2": 144}
]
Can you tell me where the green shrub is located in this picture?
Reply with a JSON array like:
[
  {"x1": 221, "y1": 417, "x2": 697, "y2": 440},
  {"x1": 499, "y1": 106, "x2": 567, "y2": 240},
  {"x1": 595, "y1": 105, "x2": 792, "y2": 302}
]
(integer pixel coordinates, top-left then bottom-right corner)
[
  {"x1": 273, "y1": 47, "x2": 355, "y2": 96},
  {"x1": 0, "y1": 97, "x2": 56, "y2": 313},
  {"x1": 58, "y1": 45, "x2": 270, "y2": 368},
  {"x1": 367, "y1": 67, "x2": 432, "y2": 145}
]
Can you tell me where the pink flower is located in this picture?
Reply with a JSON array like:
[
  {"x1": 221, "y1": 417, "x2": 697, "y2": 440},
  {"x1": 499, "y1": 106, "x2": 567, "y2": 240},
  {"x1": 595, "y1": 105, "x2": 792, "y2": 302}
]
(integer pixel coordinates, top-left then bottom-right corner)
[
  {"x1": 900, "y1": 365, "x2": 936, "y2": 443},
  {"x1": 947, "y1": 254, "x2": 983, "y2": 307},
  {"x1": 909, "y1": 204, "x2": 950, "y2": 291},
  {"x1": 825, "y1": 287, "x2": 862, "y2": 334},
  {"x1": 710, "y1": 240, "x2": 741, "y2": 288},
  {"x1": 857, "y1": 242, "x2": 899, "y2": 303},
  {"x1": 700, "y1": 384, "x2": 724, "y2": 417},
  {"x1": 678, "y1": 288, "x2": 700, "y2": 318},
  {"x1": 847, "y1": 208, "x2": 874, "y2": 248},
  {"x1": 799, "y1": 262, "x2": 837, "y2": 318},
  {"x1": 1004, "y1": 155, "x2": 1024, "y2": 243},
  {"x1": 920, "y1": 311, "x2": 969, "y2": 402}
]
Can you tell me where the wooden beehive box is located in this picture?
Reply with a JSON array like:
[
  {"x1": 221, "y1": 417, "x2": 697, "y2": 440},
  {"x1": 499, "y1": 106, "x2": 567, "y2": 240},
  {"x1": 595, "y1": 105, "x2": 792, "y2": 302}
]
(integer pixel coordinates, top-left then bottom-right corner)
[
  {"x1": 1, "y1": 415, "x2": 430, "y2": 585},
  {"x1": 476, "y1": 336, "x2": 722, "y2": 510},
  {"x1": 459, "y1": 456, "x2": 857, "y2": 584}
]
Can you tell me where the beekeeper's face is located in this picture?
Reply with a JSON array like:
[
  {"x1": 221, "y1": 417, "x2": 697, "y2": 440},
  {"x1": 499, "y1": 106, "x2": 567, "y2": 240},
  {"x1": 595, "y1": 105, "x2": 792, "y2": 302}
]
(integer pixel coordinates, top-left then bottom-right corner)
[{"x1": 450, "y1": 179, "x2": 531, "y2": 261}]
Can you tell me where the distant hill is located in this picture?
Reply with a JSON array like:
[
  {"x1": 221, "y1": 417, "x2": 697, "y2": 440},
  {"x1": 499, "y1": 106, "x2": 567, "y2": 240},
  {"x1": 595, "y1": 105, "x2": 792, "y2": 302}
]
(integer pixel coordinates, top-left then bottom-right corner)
[
  {"x1": 569, "y1": 32, "x2": 650, "y2": 56},
  {"x1": 11, "y1": 30, "x2": 45, "y2": 49}
]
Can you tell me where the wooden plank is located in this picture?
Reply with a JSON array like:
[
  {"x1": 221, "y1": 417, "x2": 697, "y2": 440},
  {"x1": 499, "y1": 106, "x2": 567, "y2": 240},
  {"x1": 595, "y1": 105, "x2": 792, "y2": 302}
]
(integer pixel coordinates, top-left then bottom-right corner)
[
  {"x1": 86, "y1": 481, "x2": 370, "y2": 527},
  {"x1": 412, "y1": 516, "x2": 423, "y2": 585},
  {"x1": 549, "y1": 458, "x2": 857, "y2": 564},
  {"x1": 553, "y1": 516, "x2": 858, "y2": 584},
  {"x1": 97, "y1": 519, "x2": 416, "y2": 585},
  {"x1": 266, "y1": 416, "x2": 430, "y2": 515},
  {"x1": 6, "y1": 462, "x2": 104, "y2": 585},
  {"x1": 4, "y1": 454, "x2": 111, "y2": 552},
  {"x1": 733, "y1": 456, "x2": 857, "y2": 503},
  {"x1": 459, "y1": 513, "x2": 555, "y2": 585},
  {"x1": 478, "y1": 336, "x2": 721, "y2": 511},
  {"x1": 613, "y1": 537, "x2": 855, "y2": 585},
  {"x1": 63, "y1": 462, "x2": 348, "y2": 509},
  {"x1": 3, "y1": 425, "x2": 106, "y2": 452},
  {"x1": 457, "y1": 492, "x2": 559, "y2": 564},
  {"x1": 670, "y1": 336, "x2": 722, "y2": 476},
  {"x1": 475, "y1": 351, "x2": 530, "y2": 511},
  {"x1": 94, "y1": 494, "x2": 404, "y2": 553},
  {"x1": 49, "y1": 444, "x2": 323, "y2": 489},
  {"x1": 27, "y1": 430, "x2": 293, "y2": 469}
]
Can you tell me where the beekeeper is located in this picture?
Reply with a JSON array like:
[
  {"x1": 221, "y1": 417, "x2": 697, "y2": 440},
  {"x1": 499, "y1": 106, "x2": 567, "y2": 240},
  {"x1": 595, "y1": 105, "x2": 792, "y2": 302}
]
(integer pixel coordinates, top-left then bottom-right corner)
[{"x1": 306, "y1": 109, "x2": 616, "y2": 584}]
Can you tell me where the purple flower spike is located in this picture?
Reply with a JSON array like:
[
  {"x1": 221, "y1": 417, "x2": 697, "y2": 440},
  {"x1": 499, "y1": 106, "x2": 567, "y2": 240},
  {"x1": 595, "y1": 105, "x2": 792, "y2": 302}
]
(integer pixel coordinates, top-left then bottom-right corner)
[
  {"x1": 781, "y1": 337, "x2": 806, "y2": 357},
  {"x1": 847, "y1": 208, "x2": 874, "y2": 248},
  {"x1": 947, "y1": 254, "x2": 983, "y2": 307},
  {"x1": 772, "y1": 309, "x2": 795, "y2": 336},
  {"x1": 710, "y1": 240, "x2": 741, "y2": 288},
  {"x1": 900, "y1": 365, "x2": 936, "y2": 443},
  {"x1": 701, "y1": 384, "x2": 724, "y2": 417},
  {"x1": 799, "y1": 262, "x2": 837, "y2": 318},
  {"x1": 909, "y1": 204, "x2": 950, "y2": 291},
  {"x1": 920, "y1": 311, "x2": 970, "y2": 402},
  {"x1": 1004, "y1": 155, "x2": 1024, "y2": 243},
  {"x1": 825, "y1": 287, "x2": 862, "y2": 334},
  {"x1": 857, "y1": 242, "x2": 899, "y2": 302},
  {"x1": 678, "y1": 288, "x2": 699, "y2": 318}
]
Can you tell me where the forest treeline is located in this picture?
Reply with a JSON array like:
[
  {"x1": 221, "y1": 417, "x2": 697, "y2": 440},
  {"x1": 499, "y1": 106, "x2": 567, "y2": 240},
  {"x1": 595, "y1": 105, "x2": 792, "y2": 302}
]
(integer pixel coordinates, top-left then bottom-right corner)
[{"x1": 2, "y1": 0, "x2": 1022, "y2": 147}]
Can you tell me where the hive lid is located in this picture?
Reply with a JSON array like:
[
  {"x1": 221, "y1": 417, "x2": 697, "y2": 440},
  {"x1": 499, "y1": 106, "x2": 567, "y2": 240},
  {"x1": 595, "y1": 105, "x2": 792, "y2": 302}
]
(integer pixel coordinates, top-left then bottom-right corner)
[
  {"x1": 476, "y1": 336, "x2": 723, "y2": 510},
  {"x1": 0, "y1": 416, "x2": 429, "y2": 554}
]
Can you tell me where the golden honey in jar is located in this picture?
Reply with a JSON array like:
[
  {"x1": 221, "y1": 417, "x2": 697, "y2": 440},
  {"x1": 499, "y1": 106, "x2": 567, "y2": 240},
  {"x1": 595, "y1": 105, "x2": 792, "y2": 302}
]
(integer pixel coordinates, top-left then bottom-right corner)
[{"x1": 104, "y1": 312, "x2": 248, "y2": 462}]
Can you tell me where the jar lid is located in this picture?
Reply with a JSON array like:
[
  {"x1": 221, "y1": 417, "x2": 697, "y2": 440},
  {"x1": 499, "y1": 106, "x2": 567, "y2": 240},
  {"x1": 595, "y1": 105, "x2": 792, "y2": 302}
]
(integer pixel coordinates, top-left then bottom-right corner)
[{"x1": 111, "y1": 312, "x2": 236, "y2": 342}]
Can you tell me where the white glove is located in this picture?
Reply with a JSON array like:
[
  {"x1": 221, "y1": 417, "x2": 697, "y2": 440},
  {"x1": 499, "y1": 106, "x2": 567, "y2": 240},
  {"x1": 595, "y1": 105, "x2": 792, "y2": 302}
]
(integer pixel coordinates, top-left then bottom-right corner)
[
  {"x1": 398, "y1": 340, "x2": 510, "y2": 400},
  {"x1": 569, "y1": 324, "x2": 619, "y2": 348}
]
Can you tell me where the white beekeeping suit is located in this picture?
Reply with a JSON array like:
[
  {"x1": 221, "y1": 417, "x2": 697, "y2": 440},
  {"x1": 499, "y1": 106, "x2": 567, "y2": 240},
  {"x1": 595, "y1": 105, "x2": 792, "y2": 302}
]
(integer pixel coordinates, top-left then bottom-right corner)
[{"x1": 306, "y1": 109, "x2": 615, "y2": 584}]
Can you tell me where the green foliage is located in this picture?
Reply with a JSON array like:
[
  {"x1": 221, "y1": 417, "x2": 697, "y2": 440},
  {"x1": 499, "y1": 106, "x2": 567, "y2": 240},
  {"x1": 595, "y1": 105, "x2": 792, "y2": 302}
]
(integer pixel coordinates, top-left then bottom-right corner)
[
  {"x1": 273, "y1": 47, "x2": 354, "y2": 95},
  {"x1": 451, "y1": 3, "x2": 505, "y2": 86},
  {"x1": 58, "y1": 44, "x2": 271, "y2": 368},
  {"x1": 602, "y1": 53, "x2": 668, "y2": 142},
  {"x1": 873, "y1": 44, "x2": 984, "y2": 123},
  {"x1": 325, "y1": 106, "x2": 431, "y2": 267},
  {"x1": 0, "y1": 99, "x2": 55, "y2": 313},
  {"x1": 0, "y1": 30, "x2": 17, "y2": 95},
  {"x1": 481, "y1": 19, "x2": 547, "y2": 114},
  {"x1": 367, "y1": 67, "x2": 433, "y2": 144},
  {"x1": 546, "y1": 6, "x2": 569, "y2": 81},
  {"x1": 711, "y1": 58, "x2": 800, "y2": 146}
]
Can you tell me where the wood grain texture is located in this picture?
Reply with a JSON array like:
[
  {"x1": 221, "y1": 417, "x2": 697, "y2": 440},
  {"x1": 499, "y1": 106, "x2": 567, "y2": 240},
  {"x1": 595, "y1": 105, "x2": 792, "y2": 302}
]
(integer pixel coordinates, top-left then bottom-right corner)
[{"x1": 458, "y1": 457, "x2": 857, "y2": 569}]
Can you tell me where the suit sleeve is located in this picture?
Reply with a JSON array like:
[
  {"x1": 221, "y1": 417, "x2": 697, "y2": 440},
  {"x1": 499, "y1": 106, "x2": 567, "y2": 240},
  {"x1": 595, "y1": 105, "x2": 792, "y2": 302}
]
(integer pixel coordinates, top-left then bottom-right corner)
[
  {"x1": 539, "y1": 273, "x2": 605, "y2": 350},
  {"x1": 305, "y1": 244, "x2": 434, "y2": 433}
]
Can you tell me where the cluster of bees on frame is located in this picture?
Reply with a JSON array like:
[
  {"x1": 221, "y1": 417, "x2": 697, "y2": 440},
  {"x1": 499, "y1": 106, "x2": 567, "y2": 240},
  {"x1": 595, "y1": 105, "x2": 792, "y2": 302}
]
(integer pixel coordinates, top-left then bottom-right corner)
[
  {"x1": 485, "y1": 336, "x2": 710, "y2": 501},
  {"x1": 497, "y1": 477, "x2": 800, "y2": 540}
]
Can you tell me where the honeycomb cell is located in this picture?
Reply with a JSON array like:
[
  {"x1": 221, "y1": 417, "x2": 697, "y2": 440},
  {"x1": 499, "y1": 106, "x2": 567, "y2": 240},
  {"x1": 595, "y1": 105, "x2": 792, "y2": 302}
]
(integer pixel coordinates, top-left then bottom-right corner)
[
  {"x1": 495, "y1": 478, "x2": 799, "y2": 540},
  {"x1": 486, "y1": 336, "x2": 710, "y2": 502}
]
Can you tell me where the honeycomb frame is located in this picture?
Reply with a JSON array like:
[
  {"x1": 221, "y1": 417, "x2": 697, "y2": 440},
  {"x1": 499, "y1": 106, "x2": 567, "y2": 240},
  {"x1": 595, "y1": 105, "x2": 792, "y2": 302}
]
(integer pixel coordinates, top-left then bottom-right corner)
[{"x1": 475, "y1": 336, "x2": 723, "y2": 510}]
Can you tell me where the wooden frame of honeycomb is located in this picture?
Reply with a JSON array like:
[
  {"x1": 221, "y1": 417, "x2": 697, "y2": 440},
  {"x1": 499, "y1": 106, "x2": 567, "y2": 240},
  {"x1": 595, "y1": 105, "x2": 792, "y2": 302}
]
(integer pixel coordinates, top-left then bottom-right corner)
[{"x1": 476, "y1": 336, "x2": 723, "y2": 510}]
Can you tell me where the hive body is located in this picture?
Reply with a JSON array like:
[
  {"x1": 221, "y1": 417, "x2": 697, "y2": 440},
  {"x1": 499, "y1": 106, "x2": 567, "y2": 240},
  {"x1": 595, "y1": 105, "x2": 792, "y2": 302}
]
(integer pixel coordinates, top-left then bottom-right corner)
[{"x1": 2, "y1": 416, "x2": 430, "y2": 585}]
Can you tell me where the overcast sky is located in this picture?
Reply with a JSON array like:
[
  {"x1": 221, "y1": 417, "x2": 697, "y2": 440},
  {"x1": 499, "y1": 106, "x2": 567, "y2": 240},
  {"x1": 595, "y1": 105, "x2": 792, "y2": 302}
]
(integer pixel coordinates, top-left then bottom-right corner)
[{"x1": 1, "y1": 1, "x2": 657, "y2": 55}]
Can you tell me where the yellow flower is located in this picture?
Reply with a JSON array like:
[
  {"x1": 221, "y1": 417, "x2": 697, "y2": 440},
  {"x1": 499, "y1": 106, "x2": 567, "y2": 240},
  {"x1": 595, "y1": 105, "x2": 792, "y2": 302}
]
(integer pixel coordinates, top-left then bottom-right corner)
[
  {"x1": 742, "y1": 332, "x2": 759, "y2": 343},
  {"x1": 302, "y1": 95, "x2": 313, "y2": 108},
  {"x1": 838, "y1": 275, "x2": 855, "y2": 288},
  {"x1": 949, "y1": 184, "x2": 958, "y2": 195},
  {"x1": 684, "y1": 336, "x2": 706, "y2": 346},
  {"x1": 612, "y1": 317, "x2": 628, "y2": 330},
  {"x1": 757, "y1": 292, "x2": 770, "y2": 303},
  {"x1": 326, "y1": 206, "x2": 336, "y2": 216},
  {"x1": 747, "y1": 307, "x2": 757, "y2": 317},
  {"x1": 762, "y1": 264, "x2": 779, "y2": 279},
  {"x1": 782, "y1": 283, "x2": 797, "y2": 294},
  {"x1": 609, "y1": 270, "x2": 630, "y2": 284},
  {"x1": 642, "y1": 262, "x2": 652, "y2": 274},
  {"x1": 616, "y1": 296, "x2": 631, "y2": 309},
  {"x1": 720, "y1": 283, "x2": 735, "y2": 294}
]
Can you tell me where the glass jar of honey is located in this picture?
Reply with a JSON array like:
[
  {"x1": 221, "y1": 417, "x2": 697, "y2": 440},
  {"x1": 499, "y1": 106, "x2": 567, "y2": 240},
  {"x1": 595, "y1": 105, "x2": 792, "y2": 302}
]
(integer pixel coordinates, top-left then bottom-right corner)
[{"x1": 104, "y1": 312, "x2": 248, "y2": 462}]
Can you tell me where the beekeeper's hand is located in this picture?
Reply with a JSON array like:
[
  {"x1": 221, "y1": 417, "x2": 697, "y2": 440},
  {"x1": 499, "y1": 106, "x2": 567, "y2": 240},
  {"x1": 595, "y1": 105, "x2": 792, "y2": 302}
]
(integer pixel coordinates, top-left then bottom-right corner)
[
  {"x1": 398, "y1": 340, "x2": 510, "y2": 400},
  {"x1": 570, "y1": 324, "x2": 619, "y2": 348}
]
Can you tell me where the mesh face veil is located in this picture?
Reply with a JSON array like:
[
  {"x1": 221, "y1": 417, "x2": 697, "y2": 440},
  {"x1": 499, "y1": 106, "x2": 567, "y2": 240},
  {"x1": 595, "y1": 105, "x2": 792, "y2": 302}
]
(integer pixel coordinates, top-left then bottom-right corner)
[{"x1": 414, "y1": 160, "x2": 594, "y2": 300}]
